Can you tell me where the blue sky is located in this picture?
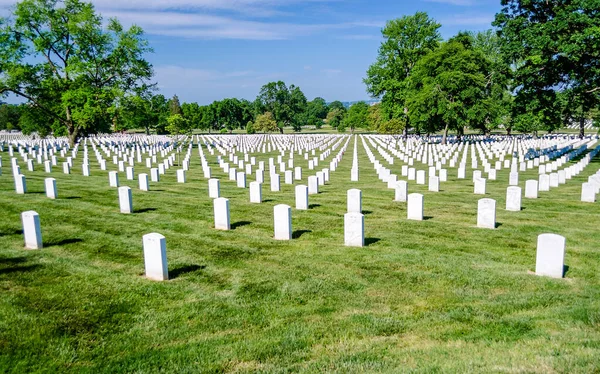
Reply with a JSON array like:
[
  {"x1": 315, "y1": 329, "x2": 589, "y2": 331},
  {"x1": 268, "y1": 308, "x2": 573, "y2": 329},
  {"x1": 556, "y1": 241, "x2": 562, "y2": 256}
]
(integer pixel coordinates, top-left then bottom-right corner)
[{"x1": 1, "y1": 0, "x2": 502, "y2": 105}]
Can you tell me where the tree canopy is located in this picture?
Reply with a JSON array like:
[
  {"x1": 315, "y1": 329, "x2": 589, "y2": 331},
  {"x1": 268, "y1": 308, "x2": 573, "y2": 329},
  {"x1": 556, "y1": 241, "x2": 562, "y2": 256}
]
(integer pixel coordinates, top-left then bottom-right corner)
[{"x1": 0, "y1": 0, "x2": 153, "y2": 145}]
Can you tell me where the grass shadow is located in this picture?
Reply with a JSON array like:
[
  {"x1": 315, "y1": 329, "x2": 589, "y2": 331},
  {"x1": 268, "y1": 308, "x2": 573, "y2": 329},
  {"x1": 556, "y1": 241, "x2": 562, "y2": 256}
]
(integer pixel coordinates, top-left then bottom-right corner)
[
  {"x1": 263, "y1": 199, "x2": 274, "y2": 203},
  {"x1": 231, "y1": 221, "x2": 252, "y2": 230},
  {"x1": 45, "y1": 238, "x2": 83, "y2": 247},
  {"x1": 292, "y1": 229, "x2": 312, "y2": 239},
  {"x1": 0, "y1": 229, "x2": 23, "y2": 237},
  {"x1": 362, "y1": 210, "x2": 373, "y2": 215},
  {"x1": 365, "y1": 237, "x2": 381, "y2": 246},
  {"x1": 169, "y1": 264, "x2": 206, "y2": 279},
  {"x1": 0, "y1": 256, "x2": 27, "y2": 265},
  {"x1": 135, "y1": 208, "x2": 157, "y2": 214},
  {"x1": 64, "y1": 196, "x2": 82, "y2": 200},
  {"x1": 496, "y1": 222, "x2": 503, "y2": 228},
  {"x1": 308, "y1": 204, "x2": 321, "y2": 209},
  {"x1": 563, "y1": 265, "x2": 569, "y2": 277},
  {"x1": 0, "y1": 264, "x2": 41, "y2": 275},
  {"x1": 423, "y1": 216, "x2": 434, "y2": 221}
]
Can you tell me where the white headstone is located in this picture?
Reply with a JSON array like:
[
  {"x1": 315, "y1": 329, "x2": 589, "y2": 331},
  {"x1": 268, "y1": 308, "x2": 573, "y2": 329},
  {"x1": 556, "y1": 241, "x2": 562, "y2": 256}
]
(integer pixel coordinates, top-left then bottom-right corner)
[
  {"x1": 177, "y1": 169, "x2": 187, "y2": 183},
  {"x1": 270, "y1": 174, "x2": 281, "y2": 192},
  {"x1": 525, "y1": 180, "x2": 538, "y2": 199},
  {"x1": 274, "y1": 204, "x2": 292, "y2": 240},
  {"x1": 428, "y1": 176, "x2": 439, "y2": 192},
  {"x1": 477, "y1": 198, "x2": 496, "y2": 229},
  {"x1": 394, "y1": 180, "x2": 407, "y2": 202},
  {"x1": 509, "y1": 172, "x2": 519, "y2": 186},
  {"x1": 407, "y1": 193, "x2": 424, "y2": 221},
  {"x1": 581, "y1": 183, "x2": 596, "y2": 203},
  {"x1": 250, "y1": 181, "x2": 262, "y2": 203},
  {"x1": 126, "y1": 166, "x2": 135, "y2": 180},
  {"x1": 150, "y1": 168, "x2": 159, "y2": 182},
  {"x1": 416, "y1": 170, "x2": 426, "y2": 185},
  {"x1": 506, "y1": 186, "x2": 522, "y2": 212},
  {"x1": 45, "y1": 178, "x2": 57, "y2": 199},
  {"x1": 535, "y1": 234, "x2": 566, "y2": 278},
  {"x1": 109, "y1": 171, "x2": 119, "y2": 187},
  {"x1": 22, "y1": 210, "x2": 42, "y2": 249},
  {"x1": 344, "y1": 212, "x2": 364, "y2": 247},
  {"x1": 236, "y1": 172, "x2": 246, "y2": 188},
  {"x1": 143, "y1": 233, "x2": 169, "y2": 281},
  {"x1": 214, "y1": 197, "x2": 230, "y2": 230},
  {"x1": 295, "y1": 185, "x2": 309, "y2": 210},
  {"x1": 15, "y1": 174, "x2": 26, "y2": 194},
  {"x1": 209, "y1": 179, "x2": 220, "y2": 198},
  {"x1": 118, "y1": 186, "x2": 133, "y2": 214},
  {"x1": 308, "y1": 175, "x2": 319, "y2": 194},
  {"x1": 474, "y1": 178, "x2": 486, "y2": 195},
  {"x1": 347, "y1": 189, "x2": 362, "y2": 214},
  {"x1": 139, "y1": 173, "x2": 149, "y2": 191}
]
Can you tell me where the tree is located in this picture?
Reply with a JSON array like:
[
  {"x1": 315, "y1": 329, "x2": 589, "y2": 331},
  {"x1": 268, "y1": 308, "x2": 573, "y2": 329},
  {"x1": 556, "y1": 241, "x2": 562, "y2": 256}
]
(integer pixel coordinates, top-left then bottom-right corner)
[
  {"x1": 407, "y1": 34, "x2": 489, "y2": 144},
  {"x1": 120, "y1": 92, "x2": 168, "y2": 135},
  {"x1": 494, "y1": 0, "x2": 600, "y2": 138},
  {"x1": 364, "y1": 12, "x2": 442, "y2": 136},
  {"x1": 0, "y1": 103, "x2": 22, "y2": 131},
  {"x1": 165, "y1": 113, "x2": 189, "y2": 135},
  {"x1": 255, "y1": 81, "x2": 307, "y2": 133},
  {"x1": 168, "y1": 95, "x2": 182, "y2": 116},
  {"x1": 305, "y1": 97, "x2": 328, "y2": 128},
  {"x1": 0, "y1": 0, "x2": 153, "y2": 145},
  {"x1": 378, "y1": 118, "x2": 405, "y2": 134},
  {"x1": 328, "y1": 100, "x2": 346, "y2": 113},
  {"x1": 343, "y1": 101, "x2": 369, "y2": 133},
  {"x1": 253, "y1": 112, "x2": 279, "y2": 133},
  {"x1": 326, "y1": 108, "x2": 345, "y2": 129},
  {"x1": 367, "y1": 103, "x2": 385, "y2": 132},
  {"x1": 469, "y1": 30, "x2": 513, "y2": 135},
  {"x1": 181, "y1": 102, "x2": 204, "y2": 130}
]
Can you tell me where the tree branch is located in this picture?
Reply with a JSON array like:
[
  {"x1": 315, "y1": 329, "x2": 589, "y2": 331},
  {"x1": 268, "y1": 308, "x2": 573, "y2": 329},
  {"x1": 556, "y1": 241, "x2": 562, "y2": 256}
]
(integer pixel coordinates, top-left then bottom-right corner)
[{"x1": 0, "y1": 87, "x2": 66, "y2": 125}]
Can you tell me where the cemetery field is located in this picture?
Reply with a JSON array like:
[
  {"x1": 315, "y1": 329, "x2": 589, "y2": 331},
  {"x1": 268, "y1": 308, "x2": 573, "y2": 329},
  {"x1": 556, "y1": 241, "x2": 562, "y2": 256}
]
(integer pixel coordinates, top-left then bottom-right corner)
[{"x1": 1, "y1": 136, "x2": 600, "y2": 373}]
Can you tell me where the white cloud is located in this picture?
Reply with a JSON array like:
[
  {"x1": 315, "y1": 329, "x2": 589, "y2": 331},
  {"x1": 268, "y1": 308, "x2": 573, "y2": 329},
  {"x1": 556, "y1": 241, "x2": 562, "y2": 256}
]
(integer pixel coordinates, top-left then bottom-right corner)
[
  {"x1": 441, "y1": 14, "x2": 494, "y2": 26},
  {"x1": 422, "y1": 0, "x2": 476, "y2": 5}
]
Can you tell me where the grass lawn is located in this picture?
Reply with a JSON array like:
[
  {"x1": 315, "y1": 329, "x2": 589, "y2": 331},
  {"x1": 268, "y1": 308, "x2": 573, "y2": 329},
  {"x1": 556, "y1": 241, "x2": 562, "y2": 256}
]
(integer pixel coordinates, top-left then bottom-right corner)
[{"x1": 0, "y1": 135, "x2": 599, "y2": 373}]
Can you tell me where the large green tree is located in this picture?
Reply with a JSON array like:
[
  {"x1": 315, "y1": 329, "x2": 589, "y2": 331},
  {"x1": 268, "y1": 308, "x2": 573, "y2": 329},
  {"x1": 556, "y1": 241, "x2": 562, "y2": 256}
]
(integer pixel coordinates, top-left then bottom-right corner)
[
  {"x1": 364, "y1": 12, "x2": 441, "y2": 136},
  {"x1": 343, "y1": 101, "x2": 369, "y2": 133},
  {"x1": 407, "y1": 34, "x2": 489, "y2": 144},
  {"x1": 0, "y1": 0, "x2": 153, "y2": 145},
  {"x1": 121, "y1": 93, "x2": 168, "y2": 135},
  {"x1": 304, "y1": 97, "x2": 328, "y2": 128},
  {"x1": 494, "y1": 0, "x2": 600, "y2": 137},
  {"x1": 255, "y1": 81, "x2": 307, "y2": 133}
]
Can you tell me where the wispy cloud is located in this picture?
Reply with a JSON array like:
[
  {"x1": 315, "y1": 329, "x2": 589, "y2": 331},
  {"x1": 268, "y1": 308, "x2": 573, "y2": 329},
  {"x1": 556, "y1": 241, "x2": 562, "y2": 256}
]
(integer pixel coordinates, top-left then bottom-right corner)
[
  {"x1": 423, "y1": 0, "x2": 477, "y2": 5},
  {"x1": 441, "y1": 14, "x2": 494, "y2": 26}
]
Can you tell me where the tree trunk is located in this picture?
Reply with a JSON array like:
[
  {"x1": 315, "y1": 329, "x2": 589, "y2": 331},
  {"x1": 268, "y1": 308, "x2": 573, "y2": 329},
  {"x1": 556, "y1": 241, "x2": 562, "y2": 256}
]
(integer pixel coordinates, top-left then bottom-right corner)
[
  {"x1": 279, "y1": 126, "x2": 284, "y2": 134},
  {"x1": 441, "y1": 123, "x2": 449, "y2": 145},
  {"x1": 506, "y1": 127, "x2": 512, "y2": 136},
  {"x1": 65, "y1": 106, "x2": 78, "y2": 147},
  {"x1": 579, "y1": 115, "x2": 585, "y2": 139},
  {"x1": 145, "y1": 125, "x2": 150, "y2": 135}
]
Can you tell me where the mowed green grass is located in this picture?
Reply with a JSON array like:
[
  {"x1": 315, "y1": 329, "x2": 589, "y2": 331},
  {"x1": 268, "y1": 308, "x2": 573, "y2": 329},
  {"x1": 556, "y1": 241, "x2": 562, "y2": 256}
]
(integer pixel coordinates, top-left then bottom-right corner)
[{"x1": 0, "y1": 136, "x2": 599, "y2": 373}]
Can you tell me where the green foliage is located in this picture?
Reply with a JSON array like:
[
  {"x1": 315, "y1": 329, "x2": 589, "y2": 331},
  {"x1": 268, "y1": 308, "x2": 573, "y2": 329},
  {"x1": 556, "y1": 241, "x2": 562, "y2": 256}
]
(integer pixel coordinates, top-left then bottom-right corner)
[
  {"x1": 407, "y1": 35, "x2": 489, "y2": 142},
  {"x1": 328, "y1": 101, "x2": 346, "y2": 113},
  {"x1": 365, "y1": 12, "x2": 442, "y2": 128},
  {"x1": 367, "y1": 103, "x2": 385, "y2": 132},
  {"x1": 246, "y1": 121, "x2": 256, "y2": 134},
  {"x1": 0, "y1": 104, "x2": 22, "y2": 131},
  {"x1": 255, "y1": 81, "x2": 307, "y2": 133},
  {"x1": 494, "y1": 0, "x2": 600, "y2": 137},
  {"x1": 253, "y1": 111, "x2": 279, "y2": 133},
  {"x1": 378, "y1": 118, "x2": 405, "y2": 134},
  {"x1": 326, "y1": 108, "x2": 345, "y2": 129},
  {"x1": 343, "y1": 101, "x2": 369, "y2": 132},
  {"x1": 0, "y1": 0, "x2": 153, "y2": 144},
  {"x1": 305, "y1": 97, "x2": 328, "y2": 128},
  {"x1": 168, "y1": 95, "x2": 183, "y2": 116},
  {"x1": 165, "y1": 114, "x2": 189, "y2": 135},
  {"x1": 120, "y1": 93, "x2": 168, "y2": 135}
]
